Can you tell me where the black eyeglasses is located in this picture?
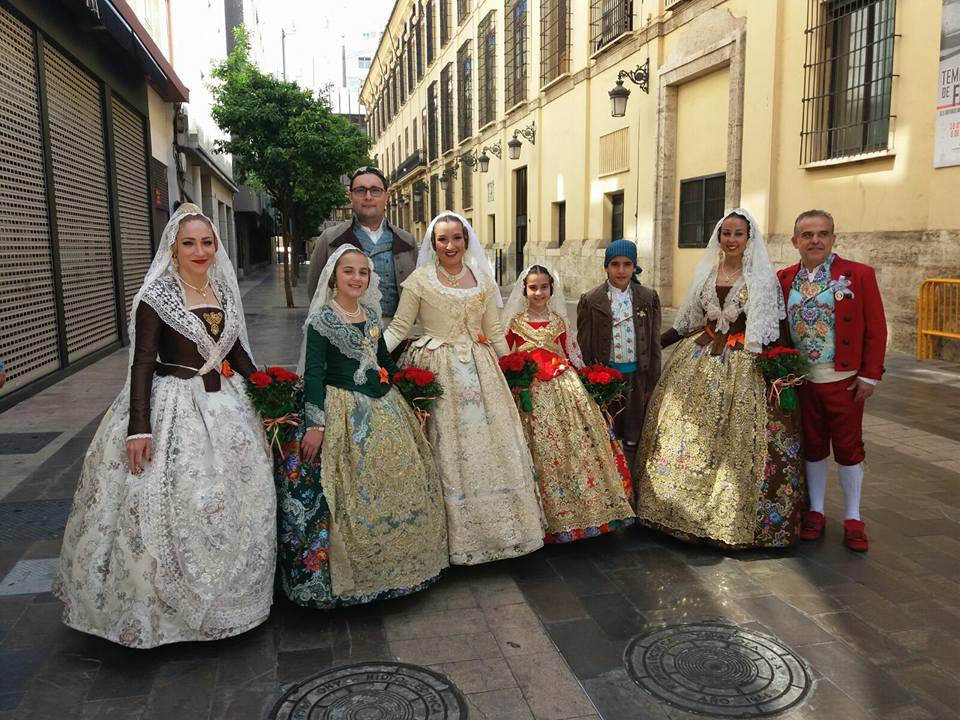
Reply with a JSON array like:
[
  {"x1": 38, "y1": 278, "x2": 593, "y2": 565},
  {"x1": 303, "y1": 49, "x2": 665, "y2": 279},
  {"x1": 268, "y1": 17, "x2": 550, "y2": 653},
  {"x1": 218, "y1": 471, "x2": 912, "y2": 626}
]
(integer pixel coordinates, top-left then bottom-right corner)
[
  {"x1": 350, "y1": 186, "x2": 386, "y2": 198},
  {"x1": 349, "y1": 166, "x2": 388, "y2": 192}
]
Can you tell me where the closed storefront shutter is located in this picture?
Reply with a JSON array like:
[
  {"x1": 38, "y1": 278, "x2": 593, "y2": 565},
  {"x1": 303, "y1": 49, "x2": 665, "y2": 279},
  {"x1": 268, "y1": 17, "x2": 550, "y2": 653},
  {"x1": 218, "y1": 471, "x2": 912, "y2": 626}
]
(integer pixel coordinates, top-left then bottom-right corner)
[
  {"x1": 111, "y1": 98, "x2": 153, "y2": 322},
  {"x1": 0, "y1": 8, "x2": 61, "y2": 390},
  {"x1": 43, "y1": 42, "x2": 119, "y2": 363}
]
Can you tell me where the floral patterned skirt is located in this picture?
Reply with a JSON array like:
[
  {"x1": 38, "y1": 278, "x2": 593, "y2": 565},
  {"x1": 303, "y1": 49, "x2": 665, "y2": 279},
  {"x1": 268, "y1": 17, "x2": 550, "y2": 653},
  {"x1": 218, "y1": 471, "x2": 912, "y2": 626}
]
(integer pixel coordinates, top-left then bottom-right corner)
[
  {"x1": 55, "y1": 375, "x2": 276, "y2": 648},
  {"x1": 401, "y1": 341, "x2": 544, "y2": 565},
  {"x1": 275, "y1": 387, "x2": 448, "y2": 608},
  {"x1": 522, "y1": 370, "x2": 635, "y2": 543},
  {"x1": 634, "y1": 338, "x2": 805, "y2": 548}
]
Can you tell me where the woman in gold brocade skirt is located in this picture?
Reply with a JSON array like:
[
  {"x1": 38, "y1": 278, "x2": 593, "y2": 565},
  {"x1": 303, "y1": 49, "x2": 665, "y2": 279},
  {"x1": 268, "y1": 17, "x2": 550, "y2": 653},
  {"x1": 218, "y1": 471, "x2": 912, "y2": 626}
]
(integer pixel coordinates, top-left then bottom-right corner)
[{"x1": 634, "y1": 209, "x2": 805, "y2": 548}]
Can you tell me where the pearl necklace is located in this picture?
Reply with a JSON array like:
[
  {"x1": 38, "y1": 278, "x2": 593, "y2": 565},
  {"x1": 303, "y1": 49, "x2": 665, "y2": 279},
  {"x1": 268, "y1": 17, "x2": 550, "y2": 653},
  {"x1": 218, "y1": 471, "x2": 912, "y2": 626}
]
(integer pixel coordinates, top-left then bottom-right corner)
[
  {"x1": 331, "y1": 298, "x2": 363, "y2": 320},
  {"x1": 437, "y1": 263, "x2": 469, "y2": 287},
  {"x1": 177, "y1": 274, "x2": 211, "y2": 298}
]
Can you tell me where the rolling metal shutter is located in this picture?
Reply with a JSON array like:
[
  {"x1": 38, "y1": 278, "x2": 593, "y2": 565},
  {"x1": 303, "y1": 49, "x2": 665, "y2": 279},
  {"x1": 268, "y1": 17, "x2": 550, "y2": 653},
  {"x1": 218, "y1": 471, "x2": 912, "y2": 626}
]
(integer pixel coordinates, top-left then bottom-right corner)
[
  {"x1": 112, "y1": 98, "x2": 153, "y2": 322},
  {"x1": 43, "y1": 42, "x2": 119, "y2": 362},
  {"x1": 0, "y1": 8, "x2": 61, "y2": 391}
]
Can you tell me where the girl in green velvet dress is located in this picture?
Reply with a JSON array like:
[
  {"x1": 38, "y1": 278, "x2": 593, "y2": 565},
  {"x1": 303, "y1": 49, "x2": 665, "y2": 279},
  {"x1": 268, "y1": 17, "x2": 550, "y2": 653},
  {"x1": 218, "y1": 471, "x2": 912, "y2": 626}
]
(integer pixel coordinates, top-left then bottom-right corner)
[{"x1": 275, "y1": 246, "x2": 448, "y2": 608}]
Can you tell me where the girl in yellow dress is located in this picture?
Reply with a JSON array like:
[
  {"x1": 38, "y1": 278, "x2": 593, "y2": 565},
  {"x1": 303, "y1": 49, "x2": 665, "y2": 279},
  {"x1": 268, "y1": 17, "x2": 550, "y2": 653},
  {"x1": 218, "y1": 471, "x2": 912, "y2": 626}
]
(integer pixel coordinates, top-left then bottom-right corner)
[{"x1": 504, "y1": 265, "x2": 634, "y2": 543}]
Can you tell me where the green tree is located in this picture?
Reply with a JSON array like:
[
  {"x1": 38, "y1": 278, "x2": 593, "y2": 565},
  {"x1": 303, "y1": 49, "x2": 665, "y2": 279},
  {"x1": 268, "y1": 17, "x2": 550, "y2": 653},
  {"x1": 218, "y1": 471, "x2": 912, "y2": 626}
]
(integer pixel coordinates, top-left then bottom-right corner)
[{"x1": 210, "y1": 26, "x2": 370, "y2": 306}]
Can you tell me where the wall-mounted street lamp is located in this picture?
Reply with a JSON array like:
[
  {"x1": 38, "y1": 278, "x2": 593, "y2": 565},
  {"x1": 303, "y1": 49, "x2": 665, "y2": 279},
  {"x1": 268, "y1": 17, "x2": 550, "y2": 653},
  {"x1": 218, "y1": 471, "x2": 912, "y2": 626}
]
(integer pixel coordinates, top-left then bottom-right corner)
[
  {"x1": 609, "y1": 59, "x2": 650, "y2": 118},
  {"x1": 507, "y1": 122, "x2": 536, "y2": 160},
  {"x1": 412, "y1": 179, "x2": 428, "y2": 197},
  {"x1": 439, "y1": 161, "x2": 458, "y2": 191},
  {"x1": 462, "y1": 141, "x2": 502, "y2": 173}
]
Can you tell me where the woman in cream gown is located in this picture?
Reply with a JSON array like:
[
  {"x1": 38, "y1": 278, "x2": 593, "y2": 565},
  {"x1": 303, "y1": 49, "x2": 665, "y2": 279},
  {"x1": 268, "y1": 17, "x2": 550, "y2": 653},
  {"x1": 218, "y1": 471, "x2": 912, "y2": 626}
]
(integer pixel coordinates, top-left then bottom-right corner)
[{"x1": 385, "y1": 213, "x2": 544, "y2": 565}]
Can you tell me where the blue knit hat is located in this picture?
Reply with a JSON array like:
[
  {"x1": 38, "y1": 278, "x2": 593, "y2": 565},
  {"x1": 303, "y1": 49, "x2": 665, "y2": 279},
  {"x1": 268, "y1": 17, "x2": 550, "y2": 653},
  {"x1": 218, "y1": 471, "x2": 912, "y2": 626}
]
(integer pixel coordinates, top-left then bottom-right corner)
[{"x1": 604, "y1": 239, "x2": 637, "y2": 267}]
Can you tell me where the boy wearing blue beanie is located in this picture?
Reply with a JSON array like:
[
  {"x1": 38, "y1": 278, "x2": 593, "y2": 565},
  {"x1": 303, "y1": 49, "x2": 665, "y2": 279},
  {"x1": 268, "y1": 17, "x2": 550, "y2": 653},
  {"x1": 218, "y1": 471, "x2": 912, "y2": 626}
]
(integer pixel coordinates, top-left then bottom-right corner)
[{"x1": 577, "y1": 240, "x2": 662, "y2": 453}]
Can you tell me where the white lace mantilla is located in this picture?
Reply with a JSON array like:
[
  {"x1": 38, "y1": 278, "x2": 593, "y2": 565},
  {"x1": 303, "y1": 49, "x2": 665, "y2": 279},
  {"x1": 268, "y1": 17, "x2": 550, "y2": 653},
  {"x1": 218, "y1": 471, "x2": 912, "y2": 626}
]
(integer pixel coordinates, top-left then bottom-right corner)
[
  {"x1": 308, "y1": 303, "x2": 382, "y2": 384},
  {"x1": 139, "y1": 276, "x2": 242, "y2": 374},
  {"x1": 424, "y1": 266, "x2": 488, "y2": 303},
  {"x1": 700, "y1": 271, "x2": 748, "y2": 335}
]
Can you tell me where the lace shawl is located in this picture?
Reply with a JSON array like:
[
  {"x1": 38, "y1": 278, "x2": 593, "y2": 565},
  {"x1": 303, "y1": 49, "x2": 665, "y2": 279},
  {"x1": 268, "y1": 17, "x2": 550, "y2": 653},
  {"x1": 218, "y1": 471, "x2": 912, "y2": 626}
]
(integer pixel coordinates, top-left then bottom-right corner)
[
  {"x1": 139, "y1": 276, "x2": 241, "y2": 374},
  {"x1": 308, "y1": 303, "x2": 383, "y2": 384}
]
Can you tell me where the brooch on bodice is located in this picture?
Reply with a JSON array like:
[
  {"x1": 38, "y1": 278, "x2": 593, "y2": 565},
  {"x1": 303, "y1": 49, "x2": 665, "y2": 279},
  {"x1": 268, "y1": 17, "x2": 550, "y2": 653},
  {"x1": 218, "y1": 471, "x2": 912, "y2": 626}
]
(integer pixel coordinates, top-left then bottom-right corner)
[{"x1": 203, "y1": 310, "x2": 224, "y2": 335}]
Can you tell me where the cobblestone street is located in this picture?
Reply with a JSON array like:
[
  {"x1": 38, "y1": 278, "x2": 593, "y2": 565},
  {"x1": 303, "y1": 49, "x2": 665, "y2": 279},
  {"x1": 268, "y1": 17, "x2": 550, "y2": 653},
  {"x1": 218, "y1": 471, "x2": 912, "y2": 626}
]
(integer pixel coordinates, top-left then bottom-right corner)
[{"x1": 0, "y1": 267, "x2": 957, "y2": 720}]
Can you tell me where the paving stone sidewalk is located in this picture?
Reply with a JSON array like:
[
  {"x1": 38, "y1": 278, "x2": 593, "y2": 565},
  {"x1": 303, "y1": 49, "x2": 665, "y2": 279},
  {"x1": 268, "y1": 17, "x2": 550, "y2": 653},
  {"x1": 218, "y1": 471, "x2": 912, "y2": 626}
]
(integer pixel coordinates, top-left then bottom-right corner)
[{"x1": 0, "y1": 265, "x2": 958, "y2": 720}]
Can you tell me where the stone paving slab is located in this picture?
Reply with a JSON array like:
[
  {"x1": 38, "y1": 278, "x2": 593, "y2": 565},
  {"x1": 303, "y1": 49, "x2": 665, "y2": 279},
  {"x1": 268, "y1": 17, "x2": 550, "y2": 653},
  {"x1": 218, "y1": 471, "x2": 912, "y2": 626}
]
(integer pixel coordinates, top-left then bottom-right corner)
[{"x1": 0, "y1": 266, "x2": 958, "y2": 719}]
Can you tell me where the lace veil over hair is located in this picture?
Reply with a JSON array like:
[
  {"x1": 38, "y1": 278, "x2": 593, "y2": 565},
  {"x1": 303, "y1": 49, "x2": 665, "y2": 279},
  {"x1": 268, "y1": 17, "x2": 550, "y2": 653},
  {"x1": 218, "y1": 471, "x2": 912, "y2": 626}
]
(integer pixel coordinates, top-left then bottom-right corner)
[
  {"x1": 503, "y1": 264, "x2": 585, "y2": 369},
  {"x1": 418, "y1": 212, "x2": 503, "y2": 308},
  {"x1": 298, "y1": 245, "x2": 383, "y2": 375},
  {"x1": 120, "y1": 203, "x2": 253, "y2": 438},
  {"x1": 672, "y1": 207, "x2": 785, "y2": 353}
]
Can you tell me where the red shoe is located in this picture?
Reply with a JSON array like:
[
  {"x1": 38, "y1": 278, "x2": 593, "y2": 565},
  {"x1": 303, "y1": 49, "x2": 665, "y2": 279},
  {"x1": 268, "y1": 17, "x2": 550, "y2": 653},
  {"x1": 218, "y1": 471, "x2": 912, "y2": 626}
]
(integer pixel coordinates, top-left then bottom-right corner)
[
  {"x1": 843, "y1": 519, "x2": 869, "y2": 552},
  {"x1": 799, "y1": 511, "x2": 826, "y2": 540}
]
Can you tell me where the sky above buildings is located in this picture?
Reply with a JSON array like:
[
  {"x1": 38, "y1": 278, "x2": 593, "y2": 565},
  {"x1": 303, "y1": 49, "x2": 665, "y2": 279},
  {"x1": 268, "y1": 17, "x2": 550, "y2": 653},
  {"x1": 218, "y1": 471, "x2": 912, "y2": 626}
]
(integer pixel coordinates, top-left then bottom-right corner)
[{"x1": 257, "y1": 0, "x2": 395, "y2": 112}]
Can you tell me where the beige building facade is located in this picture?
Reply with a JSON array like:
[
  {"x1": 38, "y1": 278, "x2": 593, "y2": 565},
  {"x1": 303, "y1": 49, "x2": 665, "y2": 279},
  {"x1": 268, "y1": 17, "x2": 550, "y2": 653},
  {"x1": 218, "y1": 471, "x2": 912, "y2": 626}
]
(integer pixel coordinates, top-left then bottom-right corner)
[{"x1": 361, "y1": 0, "x2": 960, "y2": 356}]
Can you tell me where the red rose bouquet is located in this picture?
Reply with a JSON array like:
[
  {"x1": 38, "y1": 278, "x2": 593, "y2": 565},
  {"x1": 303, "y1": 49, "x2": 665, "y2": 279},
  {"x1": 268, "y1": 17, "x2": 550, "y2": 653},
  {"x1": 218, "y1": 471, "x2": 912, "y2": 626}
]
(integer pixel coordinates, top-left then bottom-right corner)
[
  {"x1": 755, "y1": 347, "x2": 809, "y2": 412},
  {"x1": 393, "y1": 366, "x2": 444, "y2": 412},
  {"x1": 246, "y1": 366, "x2": 303, "y2": 456},
  {"x1": 499, "y1": 351, "x2": 539, "y2": 412},
  {"x1": 577, "y1": 364, "x2": 630, "y2": 410}
]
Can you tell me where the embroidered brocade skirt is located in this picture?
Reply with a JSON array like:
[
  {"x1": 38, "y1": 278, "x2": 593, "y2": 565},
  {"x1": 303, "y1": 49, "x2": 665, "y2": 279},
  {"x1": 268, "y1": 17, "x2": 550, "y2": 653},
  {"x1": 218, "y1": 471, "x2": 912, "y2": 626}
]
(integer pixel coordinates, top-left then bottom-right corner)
[
  {"x1": 401, "y1": 340, "x2": 545, "y2": 565},
  {"x1": 55, "y1": 374, "x2": 277, "y2": 648},
  {"x1": 275, "y1": 387, "x2": 448, "y2": 608},
  {"x1": 523, "y1": 370, "x2": 635, "y2": 543},
  {"x1": 634, "y1": 337, "x2": 805, "y2": 548}
]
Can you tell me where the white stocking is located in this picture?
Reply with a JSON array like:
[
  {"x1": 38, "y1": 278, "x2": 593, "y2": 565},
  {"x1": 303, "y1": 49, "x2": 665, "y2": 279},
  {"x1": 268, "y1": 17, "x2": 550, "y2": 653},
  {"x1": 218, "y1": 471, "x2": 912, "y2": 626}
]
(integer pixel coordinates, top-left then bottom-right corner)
[
  {"x1": 838, "y1": 462, "x2": 864, "y2": 521},
  {"x1": 805, "y1": 459, "x2": 828, "y2": 514}
]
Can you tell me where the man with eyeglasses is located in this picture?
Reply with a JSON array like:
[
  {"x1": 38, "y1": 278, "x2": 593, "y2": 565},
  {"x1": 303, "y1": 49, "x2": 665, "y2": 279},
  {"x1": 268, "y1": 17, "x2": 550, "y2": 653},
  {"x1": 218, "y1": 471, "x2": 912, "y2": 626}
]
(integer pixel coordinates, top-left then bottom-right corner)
[{"x1": 306, "y1": 167, "x2": 417, "y2": 323}]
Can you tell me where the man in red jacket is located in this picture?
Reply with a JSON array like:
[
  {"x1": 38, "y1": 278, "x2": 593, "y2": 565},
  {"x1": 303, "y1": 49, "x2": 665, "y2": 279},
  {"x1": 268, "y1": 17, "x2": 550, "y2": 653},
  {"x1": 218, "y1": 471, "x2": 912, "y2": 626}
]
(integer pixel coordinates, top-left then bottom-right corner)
[{"x1": 778, "y1": 210, "x2": 887, "y2": 552}]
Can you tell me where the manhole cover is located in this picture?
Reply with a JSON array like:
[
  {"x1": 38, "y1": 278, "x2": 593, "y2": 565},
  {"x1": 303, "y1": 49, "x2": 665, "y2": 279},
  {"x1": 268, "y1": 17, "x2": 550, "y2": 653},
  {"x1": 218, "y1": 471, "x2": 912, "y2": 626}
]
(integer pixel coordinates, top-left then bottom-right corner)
[
  {"x1": 624, "y1": 622, "x2": 811, "y2": 717},
  {"x1": 269, "y1": 662, "x2": 468, "y2": 719}
]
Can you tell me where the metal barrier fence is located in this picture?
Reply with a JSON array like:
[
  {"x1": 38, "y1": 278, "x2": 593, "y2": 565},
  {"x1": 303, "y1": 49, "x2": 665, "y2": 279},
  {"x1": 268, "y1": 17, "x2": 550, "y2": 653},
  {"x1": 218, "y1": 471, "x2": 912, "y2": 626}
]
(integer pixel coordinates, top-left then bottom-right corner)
[{"x1": 917, "y1": 278, "x2": 960, "y2": 360}]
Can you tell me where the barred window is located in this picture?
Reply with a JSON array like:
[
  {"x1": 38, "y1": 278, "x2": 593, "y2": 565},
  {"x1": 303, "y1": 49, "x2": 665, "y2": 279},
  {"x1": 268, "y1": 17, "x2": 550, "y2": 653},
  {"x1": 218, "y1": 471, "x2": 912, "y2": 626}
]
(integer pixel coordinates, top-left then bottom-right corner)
[
  {"x1": 414, "y1": 183, "x2": 425, "y2": 222},
  {"x1": 445, "y1": 162, "x2": 456, "y2": 209},
  {"x1": 426, "y1": 0, "x2": 435, "y2": 65},
  {"x1": 505, "y1": 0, "x2": 528, "y2": 108},
  {"x1": 457, "y1": 41, "x2": 473, "y2": 141},
  {"x1": 407, "y1": 29, "x2": 415, "y2": 91},
  {"x1": 478, "y1": 10, "x2": 497, "y2": 126},
  {"x1": 610, "y1": 192, "x2": 625, "y2": 241},
  {"x1": 678, "y1": 174, "x2": 725, "y2": 248},
  {"x1": 393, "y1": 66, "x2": 401, "y2": 110},
  {"x1": 801, "y1": 0, "x2": 896, "y2": 163},
  {"x1": 440, "y1": 0, "x2": 451, "y2": 47},
  {"x1": 540, "y1": 0, "x2": 570, "y2": 85},
  {"x1": 441, "y1": 63, "x2": 454, "y2": 153},
  {"x1": 430, "y1": 174, "x2": 439, "y2": 217},
  {"x1": 428, "y1": 81, "x2": 439, "y2": 161},
  {"x1": 421, "y1": 107, "x2": 428, "y2": 150},
  {"x1": 458, "y1": 0, "x2": 470, "y2": 24},
  {"x1": 462, "y1": 162, "x2": 473, "y2": 209},
  {"x1": 415, "y1": 15, "x2": 424, "y2": 80},
  {"x1": 590, "y1": 0, "x2": 632, "y2": 54}
]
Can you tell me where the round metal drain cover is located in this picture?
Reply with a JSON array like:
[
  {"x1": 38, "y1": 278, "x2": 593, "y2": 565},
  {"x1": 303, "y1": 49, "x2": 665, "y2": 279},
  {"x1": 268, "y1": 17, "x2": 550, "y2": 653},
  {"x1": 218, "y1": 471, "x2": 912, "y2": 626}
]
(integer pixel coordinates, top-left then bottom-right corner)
[
  {"x1": 270, "y1": 662, "x2": 467, "y2": 719},
  {"x1": 624, "y1": 622, "x2": 811, "y2": 717}
]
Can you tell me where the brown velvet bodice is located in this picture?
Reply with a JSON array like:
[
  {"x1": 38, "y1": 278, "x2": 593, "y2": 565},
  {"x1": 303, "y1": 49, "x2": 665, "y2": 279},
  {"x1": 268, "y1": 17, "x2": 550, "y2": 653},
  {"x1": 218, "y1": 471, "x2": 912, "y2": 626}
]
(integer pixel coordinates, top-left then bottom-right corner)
[{"x1": 128, "y1": 302, "x2": 256, "y2": 436}]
